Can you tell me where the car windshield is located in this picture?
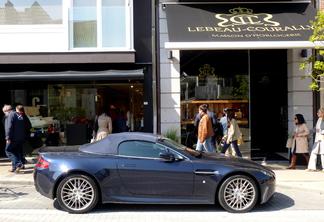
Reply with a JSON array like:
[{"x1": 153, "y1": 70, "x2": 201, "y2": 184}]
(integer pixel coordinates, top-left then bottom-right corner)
[{"x1": 160, "y1": 137, "x2": 202, "y2": 158}]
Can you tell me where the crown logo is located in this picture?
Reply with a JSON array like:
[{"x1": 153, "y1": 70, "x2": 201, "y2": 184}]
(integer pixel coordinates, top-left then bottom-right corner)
[{"x1": 229, "y1": 7, "x2": 253, "y2": 15}]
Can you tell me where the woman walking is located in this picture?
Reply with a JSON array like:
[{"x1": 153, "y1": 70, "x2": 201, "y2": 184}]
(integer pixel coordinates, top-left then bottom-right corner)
[
  {"x1": 93, "y1": 107, "x2": 112, "y2": 142},
  {"x1": 307, "y1": 108, "x2": 324, "y2": 171},
  {"x1": 221, "y1": 111, "x2": 242, "y2": 157},
  {"x1": 287, "y1": 114, "x2": 310, "y2": 169}
]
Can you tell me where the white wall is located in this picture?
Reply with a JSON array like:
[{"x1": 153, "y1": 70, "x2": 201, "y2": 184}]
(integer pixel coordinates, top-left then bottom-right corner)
[
  {"x1": 287, "y1": 49, "x2": 314, "y2": 148},
  {"x1": 0, "y1": 25, "x2": 68, "y2": 52},
  {"x1": 159, "y1": 0, "x2": 181, "y2": 136}
]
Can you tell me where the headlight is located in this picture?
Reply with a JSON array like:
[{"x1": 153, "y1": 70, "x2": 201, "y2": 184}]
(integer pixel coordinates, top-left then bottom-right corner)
[{"x1": 261, "y1": 170, "x2": 274, "y2": 177}]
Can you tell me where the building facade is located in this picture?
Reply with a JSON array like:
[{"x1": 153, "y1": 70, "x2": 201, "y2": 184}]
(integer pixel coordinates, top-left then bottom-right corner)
[
  {"x1": 0, "y1": 0, "x2": 155, "y2": 155},
  {"x1": 157, "y1": 0, "x2": 316, "y2": 159}
]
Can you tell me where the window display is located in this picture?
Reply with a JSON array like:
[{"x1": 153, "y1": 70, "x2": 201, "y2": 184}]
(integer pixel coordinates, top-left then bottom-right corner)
[
  {"x1": 7, "y1": 82, "x2": 144, "y2": 149},
  {"x1": 180, "y1": 50, "x2": 250, "y2": 156}
]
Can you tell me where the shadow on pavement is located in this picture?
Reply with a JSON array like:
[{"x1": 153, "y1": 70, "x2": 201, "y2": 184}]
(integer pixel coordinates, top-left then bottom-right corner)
[
  {"x1": 0, "y1": 186, "x2": 28, "y2": 200},
  {"x1": 254, "y1": 192, "x2": 294, "y2": 212}
]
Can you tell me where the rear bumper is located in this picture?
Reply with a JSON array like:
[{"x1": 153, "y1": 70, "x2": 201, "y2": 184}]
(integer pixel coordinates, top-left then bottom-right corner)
[{"x1": 33, "y1": 169, "x2": 55, "y2": 199}]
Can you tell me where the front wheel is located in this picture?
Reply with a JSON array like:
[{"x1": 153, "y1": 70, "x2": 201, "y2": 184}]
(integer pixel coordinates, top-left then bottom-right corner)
[
  {"x1": 56, "y1": 174, "x2": 99, "y2": 213},
  {"x1": 218, "y1": 175, "x2": 258, "y2": 213}
]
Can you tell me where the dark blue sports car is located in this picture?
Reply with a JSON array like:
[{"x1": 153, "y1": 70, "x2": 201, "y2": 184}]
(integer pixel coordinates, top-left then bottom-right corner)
[{"x1": 34, "y1": 132, "x2": 275, "y2": 214}]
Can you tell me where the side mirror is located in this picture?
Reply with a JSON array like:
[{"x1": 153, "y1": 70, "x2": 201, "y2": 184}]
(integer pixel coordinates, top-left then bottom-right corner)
[{"x1": 159, "y1": 152, "x2": 175, "y2": 162}]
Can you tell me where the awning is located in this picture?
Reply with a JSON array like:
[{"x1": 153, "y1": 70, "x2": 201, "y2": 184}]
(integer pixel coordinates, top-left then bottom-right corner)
[
  {"x1": 164, "y1": 3, "x2": 316, "y2": 50},
  {"x1": 0, "y1": 69, "x2": 144, "y2": 81}
]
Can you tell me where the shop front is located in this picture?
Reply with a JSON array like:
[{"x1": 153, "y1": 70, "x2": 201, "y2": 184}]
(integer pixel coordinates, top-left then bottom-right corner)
[
  {"x1": 0, "y1": 67, "x2": 149, "y2": 156},
  {"x1": 160, "y1": 1, "x2": 316, "y2": 159}
]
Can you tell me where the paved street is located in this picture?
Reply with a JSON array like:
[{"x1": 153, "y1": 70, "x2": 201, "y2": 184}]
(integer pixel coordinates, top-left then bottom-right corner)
[{"x1": 0, "y1": 181, "x2": 324, "y2": 222}]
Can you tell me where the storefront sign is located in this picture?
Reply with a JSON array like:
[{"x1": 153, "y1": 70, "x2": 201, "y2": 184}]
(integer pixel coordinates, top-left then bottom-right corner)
[{"x1": 165, "y1": 3, "x2": 315, "y2": 42}]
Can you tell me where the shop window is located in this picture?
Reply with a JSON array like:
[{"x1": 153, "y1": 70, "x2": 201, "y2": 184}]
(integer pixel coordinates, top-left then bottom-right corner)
[
  {"x1": 6, "y1": 82, "x2": 143, "y2": 148},
  {"x1": 71, "y1": 0, "x2": 130, "y2": 49},
  {"x1": 72, "y1": 0, "x2": 97, "y2": 47},
  {"x1": 0, "y1": 0, "x2": 62, "y2": 25},
  {"x1": 180, "y1": 50, "x2": 250, "y2": 155},
  {"x1": 102, "y1": 0, "x2": 126, "y2": 47}
]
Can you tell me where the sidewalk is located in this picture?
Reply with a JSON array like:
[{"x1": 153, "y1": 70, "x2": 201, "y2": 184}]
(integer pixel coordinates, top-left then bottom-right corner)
[
  {"x1": 0, "y1": 158, "x2": 324, "y2": 193},
  {"x1": 0, "y1": 157, "x2": 37, "y2": 185}
]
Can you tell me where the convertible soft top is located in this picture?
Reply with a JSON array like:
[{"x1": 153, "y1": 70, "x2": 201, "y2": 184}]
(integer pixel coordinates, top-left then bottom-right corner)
[{"x1": 79, "y1": 132, "x2": 160, "y2": 155}]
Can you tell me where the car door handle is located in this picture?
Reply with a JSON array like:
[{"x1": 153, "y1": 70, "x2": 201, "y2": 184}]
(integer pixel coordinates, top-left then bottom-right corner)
[
  {"x1": 120, "y1": 163, "x2": 136, "y2": 168},
  {"x1": 194, "y1": 170, "x2": 219, "y2": 175}
]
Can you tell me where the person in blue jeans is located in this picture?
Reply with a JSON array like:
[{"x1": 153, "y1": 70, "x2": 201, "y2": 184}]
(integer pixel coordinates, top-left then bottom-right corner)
[
  {"x1": 196, "y1": 104, "x2": 215, "y2": 153},
  {"x1": 4, "y1": 105, "x2": 31, "y2": 173}
]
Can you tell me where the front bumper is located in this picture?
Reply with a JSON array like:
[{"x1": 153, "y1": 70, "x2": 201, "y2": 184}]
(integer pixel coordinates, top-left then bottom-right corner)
[{"x1": 259, "y1": 174, "x2": 276, "y2": 204}]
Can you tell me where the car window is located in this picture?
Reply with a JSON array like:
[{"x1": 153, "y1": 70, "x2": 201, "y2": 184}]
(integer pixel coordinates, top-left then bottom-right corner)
[{"x1": 118, "y1": 140, "x2": 167, "y2": 158}]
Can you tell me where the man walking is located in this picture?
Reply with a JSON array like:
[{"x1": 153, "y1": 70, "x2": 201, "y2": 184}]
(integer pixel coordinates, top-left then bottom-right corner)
[
  {"x1": 4, "y1": 104, "x2": 31, "y2": 173},
  {"x1": 194, "y1": 104, "x2": 219, "y2": 149},
  {"x1": 196, "y1": 104, "x2": 214, "y2": 153}
]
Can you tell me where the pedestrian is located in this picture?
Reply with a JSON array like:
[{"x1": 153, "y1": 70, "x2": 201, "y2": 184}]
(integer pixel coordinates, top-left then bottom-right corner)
[
  {"x1": 219, "y1": 108, "x2": 229, "y2": 136},
  {"x1": 195, "y1": 104, "x2": 215, "y2": 153},
  {"x1": 93, "y1": 106, "x2": 112, "y2": 142},
  {"x1": 194, "y1": 104, "x2": 219, "y2": 149},
  {"x1": 287, "y1": 114, "x2": 310, "y2": 169},
  {"x1": 307, "y1": 108, "x2": 324, "y2": 172},
  {"x1": 221, "y1": 111, "x2": 242, "y2": 157},
  {"x1": 4, "y1": 104, "x2": 31, "y2": 173},
  {"x1": 114, "y1": 109, "x2": 128, "y2": 133}
]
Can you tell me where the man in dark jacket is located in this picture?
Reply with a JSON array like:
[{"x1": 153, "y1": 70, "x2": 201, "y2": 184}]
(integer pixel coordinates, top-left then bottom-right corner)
[{"x1": 4, "y1": 105, "x2": 31, "y2": 173}]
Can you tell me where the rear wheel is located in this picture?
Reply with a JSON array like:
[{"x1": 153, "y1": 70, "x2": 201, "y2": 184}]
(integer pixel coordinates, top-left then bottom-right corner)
[
  {"x1": 218, "y1": 175, "x2": 258, "y2": 213},
  {"x1": 56, "y1": 174, "x2": 99, "y2": 213}
]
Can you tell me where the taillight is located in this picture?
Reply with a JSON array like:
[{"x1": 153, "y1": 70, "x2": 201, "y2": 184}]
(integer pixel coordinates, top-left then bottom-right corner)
[{"x1": 35, "y1": 156, "x2": 50, "y2": 169}]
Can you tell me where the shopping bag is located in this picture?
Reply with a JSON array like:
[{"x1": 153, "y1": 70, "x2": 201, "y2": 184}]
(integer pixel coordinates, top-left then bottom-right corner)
[{"x1": 286, "y1": 137, "x2": 293, "y2": 149}]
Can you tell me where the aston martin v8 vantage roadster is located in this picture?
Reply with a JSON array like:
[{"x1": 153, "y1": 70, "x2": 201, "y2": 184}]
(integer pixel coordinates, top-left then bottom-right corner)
[{"x1": 34, "y1": 132, "x2": 275, "y2": 213}]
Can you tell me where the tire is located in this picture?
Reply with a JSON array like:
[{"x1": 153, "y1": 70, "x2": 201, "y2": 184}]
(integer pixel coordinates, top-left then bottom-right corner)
[
  {"x1": 56, "y1": 174, "x2": 99, "y2": 214},
  {"x1": 218, "y1": 175, "x2": 258, "y2": 213}
]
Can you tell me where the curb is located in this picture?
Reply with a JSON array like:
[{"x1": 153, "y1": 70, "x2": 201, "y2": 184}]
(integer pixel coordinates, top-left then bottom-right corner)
[
  {"x1": 0, "y1": 179, "x2": 34, "y2": 186},
  {"x1": 276, "y1": 184, "x2": 324, "y2": 194}
]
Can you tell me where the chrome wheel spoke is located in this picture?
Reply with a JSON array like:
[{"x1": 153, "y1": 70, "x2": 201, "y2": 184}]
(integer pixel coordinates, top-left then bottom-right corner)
[
  {"x1": 60, "y1": 177, "x2": 95, "y2": 211},
  {"x1": 223, "y1": 177, "x2": 256, "y2": 211}
]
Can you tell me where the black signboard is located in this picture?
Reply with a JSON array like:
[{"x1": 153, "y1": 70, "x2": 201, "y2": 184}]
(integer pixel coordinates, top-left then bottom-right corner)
[{"x1": 165, "y1": 3, "x2": 316, "y2": 42}]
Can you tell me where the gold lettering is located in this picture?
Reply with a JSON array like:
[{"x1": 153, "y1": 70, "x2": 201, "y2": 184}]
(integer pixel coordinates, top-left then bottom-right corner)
[
  {"x1": 263, "y1": 14, "x2": 280, "y2": 26},
  {"x1": 215, "y1": 14, "x2": 231, "y2": 27},
  {"x1": 205, "y1": 27, "x2": 214, "y2": 31},
  {"x1": 188, "y1": 27, "x2": 196, "y2": 32},
  {"x1": 196, "y1": 27, "x2": 205, "y2": 32},
  {"x1": 230, "y1": 15, "x2": 248, "y2": 25},
  {"x1": 274, "y1": 27, "x2": 283, "y2": 31},
  {"x1": 246, "y1": 15, "x2": 262, "y2": 25}
]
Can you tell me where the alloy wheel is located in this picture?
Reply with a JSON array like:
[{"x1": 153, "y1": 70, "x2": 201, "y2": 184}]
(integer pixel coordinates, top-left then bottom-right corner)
[
  {"x1": 59, "y1": 175, "x2": 96, "y2": 212},
  {"x1": 223, "y1": 177, "x2": 256, "y2": 211}
]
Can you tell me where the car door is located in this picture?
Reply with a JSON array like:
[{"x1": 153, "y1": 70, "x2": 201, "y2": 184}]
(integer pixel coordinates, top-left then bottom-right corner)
[{"x1": 117, "y1": 140, "x2": 194, "y2": 197}]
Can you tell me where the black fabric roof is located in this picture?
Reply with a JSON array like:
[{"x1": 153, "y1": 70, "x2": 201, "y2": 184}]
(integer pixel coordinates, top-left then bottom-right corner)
[{"x1": 79, "y1": 132, "x2": 160, "y2": 155}]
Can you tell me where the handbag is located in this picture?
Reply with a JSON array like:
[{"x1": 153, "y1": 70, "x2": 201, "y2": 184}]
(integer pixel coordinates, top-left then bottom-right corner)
[
  {"x1": 237, "y1": 135, "x2": 244, "y2": 146},
  {"x1": 286, "y1": 137, "x2": 293, "y2": 149}
]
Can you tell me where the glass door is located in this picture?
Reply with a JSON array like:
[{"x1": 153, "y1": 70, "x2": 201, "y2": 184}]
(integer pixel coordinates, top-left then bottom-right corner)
[{"x1": 180, "y1": 50, "x2": 251, "y2": 157}]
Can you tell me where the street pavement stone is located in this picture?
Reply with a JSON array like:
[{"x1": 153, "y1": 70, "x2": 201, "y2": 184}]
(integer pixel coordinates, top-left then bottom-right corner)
[{"x1": 0, "y1": 209, "x2": 324, "y2": 222}]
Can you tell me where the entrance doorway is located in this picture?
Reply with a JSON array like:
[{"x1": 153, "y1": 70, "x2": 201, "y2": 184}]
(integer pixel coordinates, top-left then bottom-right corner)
[
  {"x1": 250, "y1": 50, "x2": 288, "y2": 159},
  {"x1": 180, "y1": 49, "x2": 288, "y2": 159}
]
